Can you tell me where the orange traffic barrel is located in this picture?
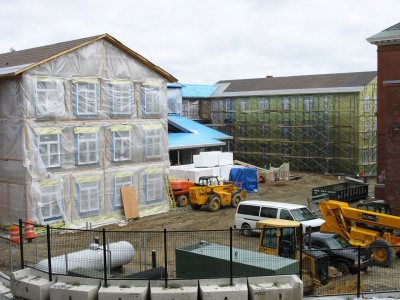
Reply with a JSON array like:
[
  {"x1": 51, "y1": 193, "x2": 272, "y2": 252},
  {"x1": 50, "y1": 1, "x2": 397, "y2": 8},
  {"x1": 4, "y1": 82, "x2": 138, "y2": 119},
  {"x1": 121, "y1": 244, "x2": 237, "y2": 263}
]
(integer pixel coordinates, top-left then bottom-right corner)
[
  {"x1": 9, "y1": 225, "x2": 20, "y2": 245},
  {"x1": 24, "y1": 220, "x2": 36, "y2": 242}
]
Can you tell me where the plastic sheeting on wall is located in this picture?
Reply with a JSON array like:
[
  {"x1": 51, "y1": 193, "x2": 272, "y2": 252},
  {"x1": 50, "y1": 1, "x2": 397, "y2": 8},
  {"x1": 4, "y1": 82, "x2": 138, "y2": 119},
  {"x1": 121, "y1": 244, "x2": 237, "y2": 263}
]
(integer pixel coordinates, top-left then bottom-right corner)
[{"x1": 0, "y1": 39, "x2": 171, "y2": 227}]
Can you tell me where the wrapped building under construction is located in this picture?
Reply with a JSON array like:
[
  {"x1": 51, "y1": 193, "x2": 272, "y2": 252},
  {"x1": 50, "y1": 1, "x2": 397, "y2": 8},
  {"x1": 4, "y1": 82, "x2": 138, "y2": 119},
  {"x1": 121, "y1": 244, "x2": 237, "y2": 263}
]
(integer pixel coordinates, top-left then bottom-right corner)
[
  {"x1": 181, "y1": 72, "x2": 377, "y2": 175},
  {"x1": 0, "y1": 34, "x2": 176, "y2": 226}
]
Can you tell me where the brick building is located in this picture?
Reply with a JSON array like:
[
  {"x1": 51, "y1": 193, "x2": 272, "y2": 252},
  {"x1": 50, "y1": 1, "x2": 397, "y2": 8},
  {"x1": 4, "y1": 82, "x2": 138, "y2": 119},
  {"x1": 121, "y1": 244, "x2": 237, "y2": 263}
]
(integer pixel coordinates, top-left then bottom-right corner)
[{"x1": 368, "y1": 22, "x2": 400, "y2": 214}]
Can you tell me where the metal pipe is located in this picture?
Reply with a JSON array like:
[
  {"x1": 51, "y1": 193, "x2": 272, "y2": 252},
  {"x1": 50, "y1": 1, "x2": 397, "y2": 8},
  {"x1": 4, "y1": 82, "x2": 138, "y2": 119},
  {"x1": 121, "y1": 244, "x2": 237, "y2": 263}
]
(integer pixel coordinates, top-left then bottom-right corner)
[
  {"x1": 102, "y1": 229, "x2": 108, "y2": 288},
  {"x1": 230, "y1": 227, "x2": 233, "y2": 286},
  {"x1": 152, "y1": 250, "x2": 157, "y2": 268},
  {"x1": 357, "y1": 246, "x2": 361, "y2": 298},
  {"x1": 164, "y1": 228, "x2": 168, "y2": 288},
  {"x1": 46, "y1": 225, "x2": 52, "y2": 282},
  {"x1": 19, "y1": 219, "x2": 24, "y2": 269}
]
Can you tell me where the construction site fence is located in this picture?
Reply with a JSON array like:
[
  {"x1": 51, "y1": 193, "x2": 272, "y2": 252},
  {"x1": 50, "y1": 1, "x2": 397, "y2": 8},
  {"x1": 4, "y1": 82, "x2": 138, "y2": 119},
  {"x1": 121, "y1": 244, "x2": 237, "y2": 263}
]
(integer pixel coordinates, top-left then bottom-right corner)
[{"x1": 1, "y1": 220, "x2": 400, "y2": 298}]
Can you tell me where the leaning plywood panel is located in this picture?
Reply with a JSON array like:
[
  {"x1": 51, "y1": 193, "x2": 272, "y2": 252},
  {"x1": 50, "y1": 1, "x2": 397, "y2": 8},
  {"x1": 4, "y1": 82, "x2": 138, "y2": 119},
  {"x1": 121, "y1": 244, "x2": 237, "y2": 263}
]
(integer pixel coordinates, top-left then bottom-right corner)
[{"x1": 121, "y1": 186, "x2": 139, "y2": 220}]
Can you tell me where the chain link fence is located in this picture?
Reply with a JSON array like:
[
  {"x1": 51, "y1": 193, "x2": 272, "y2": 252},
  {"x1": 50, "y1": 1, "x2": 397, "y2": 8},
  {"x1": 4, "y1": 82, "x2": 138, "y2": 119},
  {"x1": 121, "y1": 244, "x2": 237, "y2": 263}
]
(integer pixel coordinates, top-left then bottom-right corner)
[{"x1": 1, "y1": 220, "x2": 400, "y2": 298}]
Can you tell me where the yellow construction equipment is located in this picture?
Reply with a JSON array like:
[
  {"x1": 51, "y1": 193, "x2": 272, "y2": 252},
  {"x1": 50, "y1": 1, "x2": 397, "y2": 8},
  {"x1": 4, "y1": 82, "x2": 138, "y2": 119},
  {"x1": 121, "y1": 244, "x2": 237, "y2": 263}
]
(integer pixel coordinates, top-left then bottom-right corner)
[
  {"x1": 319, "y1": 200, "x2": 400, "y2": 267},
  {"x1": 188, "y1": 176, "x2": 246, "y2": 212},
  {"x1": 257, "y1": 219, "x2": 329, "y2": 293}
]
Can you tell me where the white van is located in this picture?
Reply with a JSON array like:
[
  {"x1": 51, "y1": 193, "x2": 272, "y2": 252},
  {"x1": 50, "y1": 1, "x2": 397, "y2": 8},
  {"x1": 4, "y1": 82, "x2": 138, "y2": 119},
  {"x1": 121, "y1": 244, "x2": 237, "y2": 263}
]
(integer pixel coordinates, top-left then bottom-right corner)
[{"x1": 234, "y1": 200, "x2": 325, "y2": 236}]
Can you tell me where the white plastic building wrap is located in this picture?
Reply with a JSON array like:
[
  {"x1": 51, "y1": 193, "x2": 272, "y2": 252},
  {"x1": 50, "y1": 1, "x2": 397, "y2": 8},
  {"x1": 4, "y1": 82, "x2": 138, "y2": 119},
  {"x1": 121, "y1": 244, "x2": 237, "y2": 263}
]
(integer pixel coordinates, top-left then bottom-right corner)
[{"x1": 0, "y1": 39, "x2": 170, "y2": 226}]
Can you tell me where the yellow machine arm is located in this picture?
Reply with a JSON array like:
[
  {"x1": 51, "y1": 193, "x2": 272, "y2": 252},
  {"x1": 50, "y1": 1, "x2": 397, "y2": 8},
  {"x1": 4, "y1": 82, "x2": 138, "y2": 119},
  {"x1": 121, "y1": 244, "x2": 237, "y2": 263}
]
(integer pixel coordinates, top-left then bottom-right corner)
[{"x1": 319, "y1": 200, "x2": 400, "y2": 246}]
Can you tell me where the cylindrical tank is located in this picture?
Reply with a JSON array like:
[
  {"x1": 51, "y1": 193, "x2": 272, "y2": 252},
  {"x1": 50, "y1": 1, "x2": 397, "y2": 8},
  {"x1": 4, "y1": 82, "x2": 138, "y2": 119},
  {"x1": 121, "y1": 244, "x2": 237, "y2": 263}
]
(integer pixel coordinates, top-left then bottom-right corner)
[{"x1": 36, "y1": 241, "x2": 134, "y2": 274}]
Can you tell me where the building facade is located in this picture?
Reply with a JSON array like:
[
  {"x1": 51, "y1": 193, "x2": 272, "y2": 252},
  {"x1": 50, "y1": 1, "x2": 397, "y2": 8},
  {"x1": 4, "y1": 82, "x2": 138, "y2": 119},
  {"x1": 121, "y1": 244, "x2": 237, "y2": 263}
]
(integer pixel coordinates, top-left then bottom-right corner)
[
  {"x1": 0, "y1": 35, "x2": 176, "y2": 226},
  {"x1": 183, "y1": 72, "x2": 377, "y2": 175},
  {"x1": 368, "y1": 22, "x2": 400, "y2": 213}
]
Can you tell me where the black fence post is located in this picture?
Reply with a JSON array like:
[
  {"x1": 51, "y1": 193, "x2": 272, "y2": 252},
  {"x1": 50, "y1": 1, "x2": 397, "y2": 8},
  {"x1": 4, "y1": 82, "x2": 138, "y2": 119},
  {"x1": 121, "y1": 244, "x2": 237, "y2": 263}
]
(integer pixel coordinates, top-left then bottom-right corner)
[
  {"x1": 164, "y1": 228, "x2": 168, "y2": 288},
  {"x1": 230, "y1": 227, "x2": 233, "y2": 286},
  {"x1": 46, "y1": 224, "x2": 52, "y2": 282},
  {"x1": 299, "y1": 227, "x2": 303, "y2": 280},
  {"x1": 19, "y1": 219, "x2": 24, "y2": 269},
  {"x1": 152, "y1": 250, "x2": 157, "y2": 268},
  {"x1": 357, "y1": 246, "x2": 361, "y2": 298},
  {"x1": 102, "y1": 228, "x2": 108, "y2": 288}
]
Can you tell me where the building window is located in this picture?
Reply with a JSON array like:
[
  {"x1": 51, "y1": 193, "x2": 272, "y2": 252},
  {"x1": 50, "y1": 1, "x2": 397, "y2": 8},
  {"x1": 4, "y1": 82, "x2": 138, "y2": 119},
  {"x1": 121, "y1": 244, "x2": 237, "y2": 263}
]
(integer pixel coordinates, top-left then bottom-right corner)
[
  {"x1": 373, "y1": 97, "x2": 377, "y2": 113},
  {"x1": 145, "y1": 173, "x2": 163, "y2": 204},
  {"x1": 78, "y1": 181, "x2": 100, "y2": 214},
  {"x1": 72, "y1": 81, "x2": 99, "y2": 117},
  {"x1": 114, "y1": 176, "x2": 133, "y2": 209},
  {"x1": 240, "y1": 99, "x2": 247, "y2": 112},
  {"x1": 145, "y1": 126, "x2": 162, "y2": 159},
  {"x1": 112, "y1": 131, "x2": 132, "y2": 161},
  {"x1": 282, "y1": 126, "x2": 290, "y2": 139},
  {"x1": 259, "y1": 98, "x2": 269, "y2": 111},
  {"x1": 364, "y1": 96, "x2": 370, "y2": 113},
  {"x1": 364, "y1": 122, "x2": 369, "y2": 140},
  {"x1": 38, "y1": 133, "x2": 61, "y2": 168},
  {"x1": 142, "y1": 83, "x2": 162, "y2": 117},
  {"x1": 283, "y1": 97, "x2": 290, "y2": 110},
  {"x1": 261, "y1": 124, "x2": 268, "y2": 135},
  {"x1": 110, "y1": 82, "x2": 133, "y2": 117},
  {"x1": 303, "y1": 96, "x2": 313, "y2": 112},
  {"x1": 75, "y1": 130, "x2": 99, "y2": 165},
  {"x1": 40, "y1": 185, "x2": 63, "y2": 222},
  {"x1": 240, "y1": 125, "x2": 246, "y2": 135},
  {"x1": 363, "y1": 149, "x2": 369, "y2": 164},
  {"x1": 35, "y1": 79, "x2": 65, "y2": 118}
]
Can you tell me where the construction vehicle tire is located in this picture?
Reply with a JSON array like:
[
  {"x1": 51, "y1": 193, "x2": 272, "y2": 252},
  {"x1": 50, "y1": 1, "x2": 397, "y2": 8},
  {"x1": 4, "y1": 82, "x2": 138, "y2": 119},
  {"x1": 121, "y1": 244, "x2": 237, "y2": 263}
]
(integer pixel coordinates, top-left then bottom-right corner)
[
  {"x1": 176, "y1": 195, "x2": 189, "y2": 207},
  {"x1": 240, "y1": 224, "x2": 253, "y2": 237},
  {"x1": 231, "y1": 193, "x2": 243, "y2": 208},
  {"x1": 333, "y1": 262, "x2": 350, "y2": 276},
  {"x1": 207, "y1": 195, "x2": 221, "y2": 212},
  {"x1": 259, "y1": 175, "x2": 267, "y2": 183},
  {"x1": 369, "y1": 239, "x2": 394, "y2": 267},
  {"x1": 190, "y1": 203, "x2": 202, "y2": 210}
]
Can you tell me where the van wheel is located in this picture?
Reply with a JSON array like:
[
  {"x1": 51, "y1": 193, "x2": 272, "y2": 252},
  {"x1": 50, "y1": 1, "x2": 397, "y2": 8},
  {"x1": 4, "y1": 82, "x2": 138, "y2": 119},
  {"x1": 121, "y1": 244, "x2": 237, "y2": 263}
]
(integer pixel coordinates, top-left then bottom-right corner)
[{"x1": 241, "y1": 224, "x2": 253, "y2": 237}]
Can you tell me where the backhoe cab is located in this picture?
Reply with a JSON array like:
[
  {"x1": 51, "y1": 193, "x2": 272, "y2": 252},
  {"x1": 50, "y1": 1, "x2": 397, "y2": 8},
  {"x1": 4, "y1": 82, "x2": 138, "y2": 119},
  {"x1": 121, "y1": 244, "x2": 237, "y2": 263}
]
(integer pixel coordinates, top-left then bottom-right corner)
[
  {"x1": 188, "y1": 176, "x2": 246, "y2": 212},
  {"x1": 257, "y1": 219, "x2": 329, "y2": 292}
]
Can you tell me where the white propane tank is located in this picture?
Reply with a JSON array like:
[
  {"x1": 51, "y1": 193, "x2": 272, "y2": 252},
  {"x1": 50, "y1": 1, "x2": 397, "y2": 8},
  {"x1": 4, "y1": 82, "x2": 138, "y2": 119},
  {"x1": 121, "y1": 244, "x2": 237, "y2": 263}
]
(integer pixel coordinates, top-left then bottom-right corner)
[{"x1": 36, "y1": 241, "x2": 134, "y2": 274}]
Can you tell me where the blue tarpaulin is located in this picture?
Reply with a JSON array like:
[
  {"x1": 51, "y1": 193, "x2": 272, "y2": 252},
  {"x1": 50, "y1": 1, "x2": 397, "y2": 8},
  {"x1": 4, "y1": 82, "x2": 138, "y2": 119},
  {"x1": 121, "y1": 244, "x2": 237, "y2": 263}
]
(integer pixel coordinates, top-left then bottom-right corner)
[{"x1": 229, "y1": 168, "x2": 258, "y2": 193}]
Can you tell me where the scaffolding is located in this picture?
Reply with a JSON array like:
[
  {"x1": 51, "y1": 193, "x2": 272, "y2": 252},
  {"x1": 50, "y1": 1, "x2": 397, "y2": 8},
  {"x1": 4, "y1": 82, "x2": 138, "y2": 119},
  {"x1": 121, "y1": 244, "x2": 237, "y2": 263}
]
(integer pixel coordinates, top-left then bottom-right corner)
[{"x1": 183, "y1": 80, "x2": 377, "y2": 175}]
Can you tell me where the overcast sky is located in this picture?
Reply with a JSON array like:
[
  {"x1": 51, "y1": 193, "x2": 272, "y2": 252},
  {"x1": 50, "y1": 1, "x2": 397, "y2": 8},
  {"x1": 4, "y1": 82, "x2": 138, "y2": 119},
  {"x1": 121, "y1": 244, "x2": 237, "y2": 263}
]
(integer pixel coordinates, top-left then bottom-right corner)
[{"x1": 1, "y1": 0, "x2": 398, "y2": 83}]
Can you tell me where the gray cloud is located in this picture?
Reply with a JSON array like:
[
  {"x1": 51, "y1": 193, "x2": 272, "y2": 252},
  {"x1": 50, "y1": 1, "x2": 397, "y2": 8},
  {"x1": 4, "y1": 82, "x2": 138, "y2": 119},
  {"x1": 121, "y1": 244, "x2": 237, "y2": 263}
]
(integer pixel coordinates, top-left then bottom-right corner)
[{"x1": 0, "y1": 0, "x2": 398, "y2": 83}]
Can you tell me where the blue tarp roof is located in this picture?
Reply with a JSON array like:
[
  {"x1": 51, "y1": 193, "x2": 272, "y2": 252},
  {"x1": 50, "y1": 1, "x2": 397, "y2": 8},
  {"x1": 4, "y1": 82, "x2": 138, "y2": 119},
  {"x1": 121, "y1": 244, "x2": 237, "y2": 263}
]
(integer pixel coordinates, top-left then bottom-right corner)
[
  {"x1": 168, "y1": 115, "x2": 232, "y2": 150},
  {"x1": 181, "y1": 84, "x2": 218, "y2": 98}
]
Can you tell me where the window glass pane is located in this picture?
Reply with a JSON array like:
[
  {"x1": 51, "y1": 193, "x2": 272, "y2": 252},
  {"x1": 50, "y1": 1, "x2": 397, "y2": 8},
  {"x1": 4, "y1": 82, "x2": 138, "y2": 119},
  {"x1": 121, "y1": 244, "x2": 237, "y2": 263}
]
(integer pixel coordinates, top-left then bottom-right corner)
[{"x1": 260, "y1": 207, "x2": 278, "y2": 218}]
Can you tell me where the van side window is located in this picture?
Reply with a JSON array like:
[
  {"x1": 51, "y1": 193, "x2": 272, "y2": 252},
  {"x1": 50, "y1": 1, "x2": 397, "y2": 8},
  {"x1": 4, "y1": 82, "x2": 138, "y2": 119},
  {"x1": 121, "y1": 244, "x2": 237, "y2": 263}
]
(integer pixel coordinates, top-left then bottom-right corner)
[
  {"x1": 237, "y1": 204, "x2": 260, "y2": 216},
  {"x1": 280, "y1": 209, "x2": 293, "y2": 220},
  {"x1": 260, "y1": 207, "x2": 278, "y2": 218}
]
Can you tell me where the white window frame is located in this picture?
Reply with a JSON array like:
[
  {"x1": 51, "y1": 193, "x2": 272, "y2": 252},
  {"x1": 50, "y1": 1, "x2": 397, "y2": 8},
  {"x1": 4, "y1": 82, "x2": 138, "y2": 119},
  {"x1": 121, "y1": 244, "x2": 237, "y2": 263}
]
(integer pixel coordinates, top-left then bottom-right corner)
[
  {"x1": 145, "y1": 128, "x2": 162, "y2": 159},
  {"x1": 363, "y1": 148, "x2": 369, "y2": 164},
  {"x1": 364, "y1": 96, "x2": 370, "y2": 113},
  {"x1": 240, "y1": 100, "x2": 247, "y2": 112},
  {"x1": 35, "y1": 79, "x2": 64, "y2": 117},
  {"x1": 38, "y1": 134, "x2": 61, "y2": 168},
  {"x1": 146, "y1": 173, "x2": 163, "y2": 203},
  {"x1": 74, "y1": 81, "x2": 98, "y2": 116},
  {"x1": 364, "y1": 122, "x2": 369, "y2": 140},
  {"x1": 113, "y1": 131, "x2": 132, "y2": 161},
  {"x1": 373, "y1": 97, "x2": 377, "y2": 113},
  {"x1": 111, "y1": 82, "x2": 133, "y2": 116},
  {"x1": 114, "y1": 176, "x2": 133, "y2": 208},
  {"x1": 303, "y1": 96, "x2": 313, "y2": 112},
  {"x1": 259, "y1": 98, "x2": 269, "y2": 110},
  {"x1": 79, "y1": 181, "x2": 100, "y2": 213},
  {"x1": 283, "y1": 97, "x2": 290, "y2": 110},
  {"x1": 143, "y1": 85, "x2": 161, "y2": 115},
  {"x1": 41, "y1": 186, "x2": 63, "y2": 221},
  {"x1": 77, "y1": 132, "x2": 99, "y2": 165}
]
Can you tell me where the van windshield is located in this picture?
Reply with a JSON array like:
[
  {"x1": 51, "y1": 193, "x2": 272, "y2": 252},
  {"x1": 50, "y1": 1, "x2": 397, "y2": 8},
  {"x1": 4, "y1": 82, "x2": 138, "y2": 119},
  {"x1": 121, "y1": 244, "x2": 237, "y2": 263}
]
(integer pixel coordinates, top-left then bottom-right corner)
[{"x1": 291, "y1": 208, "x2": 316, "y2": 221}]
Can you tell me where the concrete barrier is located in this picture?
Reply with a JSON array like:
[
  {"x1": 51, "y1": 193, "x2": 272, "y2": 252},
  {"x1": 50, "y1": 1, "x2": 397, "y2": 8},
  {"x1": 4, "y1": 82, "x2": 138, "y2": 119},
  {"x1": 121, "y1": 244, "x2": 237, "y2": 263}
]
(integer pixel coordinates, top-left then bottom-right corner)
[
  {"x1": 98, "y1": 279, "x2": 148, "y2": 300},
  {"x1": 50, "y1": 275, "x2": 100, "y2": 300},
  {"x1": 248, "y1": 275, "x2": 303, "y2": 300},
  {"x1": 199, "y1": 278, "x2": 247, "y2": 300},
  {"x1": 10, "y1": 268, "x2": 55, "y2": 300},
  {"x1": 151, "y1": 279, "x2": 198, "y2": 300}
]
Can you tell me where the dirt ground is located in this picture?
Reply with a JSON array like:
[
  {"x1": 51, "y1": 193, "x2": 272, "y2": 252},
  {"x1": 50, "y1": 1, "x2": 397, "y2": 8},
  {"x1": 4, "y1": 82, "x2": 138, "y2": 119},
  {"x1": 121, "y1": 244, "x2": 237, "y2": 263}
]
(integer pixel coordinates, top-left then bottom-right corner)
[{"x1": 106, "y1": 172, "x2": 356, "y2": 232}]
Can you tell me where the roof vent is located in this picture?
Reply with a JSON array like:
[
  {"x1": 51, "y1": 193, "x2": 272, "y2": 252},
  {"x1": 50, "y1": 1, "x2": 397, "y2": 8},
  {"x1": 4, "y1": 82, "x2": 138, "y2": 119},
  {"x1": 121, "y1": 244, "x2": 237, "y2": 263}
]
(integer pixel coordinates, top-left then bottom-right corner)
[{"x1": 266, "y1": 75, "x2": 273, "y2": 78}]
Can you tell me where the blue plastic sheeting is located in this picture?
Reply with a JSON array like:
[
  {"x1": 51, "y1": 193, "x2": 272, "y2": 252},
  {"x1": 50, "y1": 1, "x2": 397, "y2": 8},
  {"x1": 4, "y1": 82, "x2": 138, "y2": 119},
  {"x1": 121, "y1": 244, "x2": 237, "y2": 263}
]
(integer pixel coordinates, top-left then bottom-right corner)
[
  {"x1": 229, "y1": 168, "x2": 258, "y2": 193},
  {"x1": 168, "y1": 132, "x2": 225, "y2": 150},
  {"x1": 181, "y1": 84, "x2": 218, "y2": 98},
  {"x1": 169, "y1": 115, "x2": 231, "y2": 139}
]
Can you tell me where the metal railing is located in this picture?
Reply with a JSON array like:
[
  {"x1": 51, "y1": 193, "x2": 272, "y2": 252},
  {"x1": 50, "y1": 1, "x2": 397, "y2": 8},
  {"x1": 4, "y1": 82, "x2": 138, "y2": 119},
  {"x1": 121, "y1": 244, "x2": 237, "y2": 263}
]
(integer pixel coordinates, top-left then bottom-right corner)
[{"x1": 1, "y1": 220, "x2": 400, "y2": 298}]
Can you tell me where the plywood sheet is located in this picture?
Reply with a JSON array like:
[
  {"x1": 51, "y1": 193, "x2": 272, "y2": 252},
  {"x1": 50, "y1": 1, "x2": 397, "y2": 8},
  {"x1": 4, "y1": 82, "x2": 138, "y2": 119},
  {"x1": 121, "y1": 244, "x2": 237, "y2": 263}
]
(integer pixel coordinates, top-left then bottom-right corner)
[{"x1": 121, "y1": 186, "x2": 139, "y2": 220}]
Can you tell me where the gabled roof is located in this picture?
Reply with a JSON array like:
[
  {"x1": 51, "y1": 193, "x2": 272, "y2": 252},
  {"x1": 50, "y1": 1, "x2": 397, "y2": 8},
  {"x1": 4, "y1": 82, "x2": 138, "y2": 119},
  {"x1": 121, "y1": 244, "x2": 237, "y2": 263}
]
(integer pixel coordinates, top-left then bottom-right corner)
[
  {"x1": 0, "y1": 34, "x2": 177, "y2": 82},
  {"x1": 182, "y1": 84, "x2": 219, "y2": 98},
  {"x1": 212, "y1": 71, "x2": 376, "y2": 97},
  {"x1": 367, "y1": 22, "x2": 400, "y2": 45},
  {"x1": 168, "y1": 115, "x2": 231, "y2": 150}
]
